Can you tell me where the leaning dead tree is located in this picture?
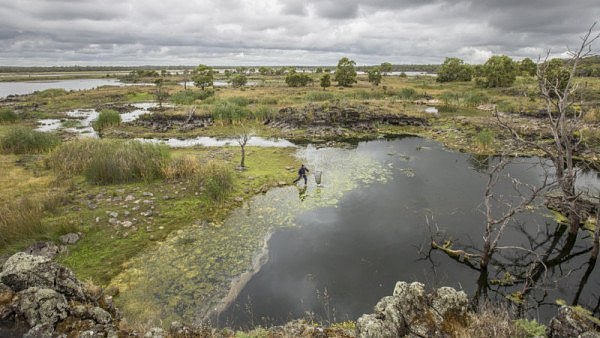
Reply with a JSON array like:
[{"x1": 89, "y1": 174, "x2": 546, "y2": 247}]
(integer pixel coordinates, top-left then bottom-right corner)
[
  {"x1": 497, "y1": 22, "x2": 600, "y2": 235},
  {"x1": 432, "y1": 158, "x2": 550, "y2": 303}
]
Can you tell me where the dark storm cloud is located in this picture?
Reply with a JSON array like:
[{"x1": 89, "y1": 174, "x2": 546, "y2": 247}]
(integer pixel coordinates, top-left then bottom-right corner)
[{"x1": 0, "y1": 0, "x2": 598, "y2": 65}]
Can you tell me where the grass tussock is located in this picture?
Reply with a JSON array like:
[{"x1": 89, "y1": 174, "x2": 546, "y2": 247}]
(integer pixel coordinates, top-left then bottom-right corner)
[
  {"x1": 197, "y1": 161, "x2": 234, "y2": 202},
  {"x1": 48, "y1": 139, "x2": 170, "y2": 184},
  {"x1": 462, "y1": 302, "x2": 516, "y2": 337},
  {"x1": 0, "y1": 108, "x2": 18, "y2": 123},
  {"x1": 305, "y1": 91, "x2": 337, "y2": 102},
  {"x1": 162, "y1": 154, "x2": 203, "y2": 181},
  {"x1": 93, "y1": 109, "x2": 121, "y2": 131},
  {"x1": 0, "y1": 126, "x2": 61, "y2": 154},
  {"x1": 0, "y1": 192, "x2": 76, "y2": 253}
]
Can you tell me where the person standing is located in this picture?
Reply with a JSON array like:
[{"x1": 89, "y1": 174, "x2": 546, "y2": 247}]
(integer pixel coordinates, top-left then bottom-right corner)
[{"x1": 293, "y1": 164, "x2": 309, "y2": 185}]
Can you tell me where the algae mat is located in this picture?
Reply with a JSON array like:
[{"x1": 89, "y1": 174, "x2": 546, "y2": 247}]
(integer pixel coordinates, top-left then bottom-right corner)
[{"x1": 109, "y1": 144, "x2": 391, "y2": 325}]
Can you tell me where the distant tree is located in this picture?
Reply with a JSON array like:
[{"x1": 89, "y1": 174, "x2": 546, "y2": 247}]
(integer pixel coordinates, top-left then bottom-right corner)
[
  {"x1": 224, "y1": 69, "x2": 232, "y2": 78},
  {"x1": 541, "y1": 58, "x2": 570, "y2": 97},
  {"x1": 285, "y1": 71, "x2": 312, "y2": 87},
  {"x1": 436, "y1": 57, "x2": 473, "y2": 82},
  {"x1": 320, "y1": 73, "x2": 331, "y2": 90},
  {"x1": 161, "y1": 69, "x2": 168, "y2": 77},
  {"x1": 315, "y1": 67, "x2": 323, "y2": 73},
  {"x1": 334, "y1": 57, "x2": 357, "y2": 87},
  {"x1": 520, "y1": 57, "x2": 537, "y2": 77},
  {"x1": 367, "y1": 67, "x2": 383, "y2": 86},
  {"x1": 182, "y1": 69, "x2": 190, "y2": 90},
  {"x1": 274, "y1": 67, "x2": 286, "y2": 76},
  {"x1": 230, "y1": 74, "x2": 248, "y2": 88},
  {"x1": 192, "y1": 64, "x2": 214, "y2": 90},
  {"x1": 153, "y1": 78, "x2": 169, "y2": 108},
  {"x1": 235, "y1": 66, "x2": 247, "y2": 74},
  {"x1": 380, "y1": 62, "x2": 393, "y2": 75},
  {"x1": 258, "y1": 66, "x2": 271, "y2": 76},
  {"x1": 476, "y1": 55, "x2": 517, "y2": 88}
]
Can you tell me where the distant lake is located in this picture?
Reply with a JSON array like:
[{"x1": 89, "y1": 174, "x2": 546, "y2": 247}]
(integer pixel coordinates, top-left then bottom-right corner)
[{"x1": 0, "y1": 78, "x2": 145, "y2": 98}]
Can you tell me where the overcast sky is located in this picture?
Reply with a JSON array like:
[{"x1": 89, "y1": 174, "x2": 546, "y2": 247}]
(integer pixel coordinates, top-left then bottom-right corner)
[{"x1": 1, "y1": 0, "x2": 599, "y2": 66}]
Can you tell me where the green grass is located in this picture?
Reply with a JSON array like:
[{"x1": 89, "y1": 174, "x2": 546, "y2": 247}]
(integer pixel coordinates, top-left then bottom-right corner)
[
  {"x1": 93, "y1": 109, "x2": 121, "y2": 131},
  {"x1": 48, "y1": 139, "x2": 170, "y2": 184},
  {"x1": 197, "y1": 161, "x2": 234, "y2": 202},
  {"x1": 0, "y1": 126, "x2": 61, "y2": 154},
  {"x1": 305, "y1": 91, "x2": 337, "y2": 101},
  {"x1": 170, "y1": 89, "x2": 214, "y2": 104},
  {"x1": 0, "y1": 108, "x2": 18, "y2": 123}
]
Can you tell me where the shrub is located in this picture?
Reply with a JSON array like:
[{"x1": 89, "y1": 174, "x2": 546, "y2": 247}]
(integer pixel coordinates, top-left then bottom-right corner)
[
  {"x1": 0, "y1": 127, "x2": 61, "y2": 154},
  {"x1": 349, "y1": 89, "x2": 386, "y2": 100},
  {"x1": 170, "y1": 89, "x2": 214, "y2": 105},
  {"x1": 197, "y1": 161, "x2": 234, "y2": 202},
  {"x1": 48, "y1": 139, "x2": 169, "y2": 184},
  {"x1": 93, "y1": 109, "x2": 121, "y2": 131},
  {"x1": 306, "y1": 91, "x2": 336, "y2": 102},
  {"x1": 0, "y1": 108, "x2": 18, "y2": 123}
]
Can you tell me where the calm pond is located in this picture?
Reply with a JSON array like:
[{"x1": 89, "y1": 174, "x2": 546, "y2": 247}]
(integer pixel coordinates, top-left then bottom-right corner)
[
  {"x1": 0, "y1": 78, "x2": 145, "y2": 98},
  {"x1": 110, "y1": 137, "x2": 600, "y2": 328}
]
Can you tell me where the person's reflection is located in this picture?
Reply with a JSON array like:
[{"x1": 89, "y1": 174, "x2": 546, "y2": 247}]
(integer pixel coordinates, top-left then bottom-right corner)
[{"x1": 298, "y1": 185, "x2": 308, "y2": 202}]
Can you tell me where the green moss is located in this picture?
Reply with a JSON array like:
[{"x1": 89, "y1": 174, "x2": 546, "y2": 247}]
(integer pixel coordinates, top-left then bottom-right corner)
[{"x1": 513, "y1": 319, "x2": 547, "y2": 337}]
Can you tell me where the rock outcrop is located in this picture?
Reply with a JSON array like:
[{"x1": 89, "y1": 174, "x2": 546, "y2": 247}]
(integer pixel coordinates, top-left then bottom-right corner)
[
  {"x1": 547, "y1": 305, "x2": 600, "y2": 337},
  {"x1": 0, "y1": 253, "x2": 120, "y2": 337},
  {"x1": 270, "y1": 104, "x2": 427, "y2": 133},
  {"x1": 132, "y1": 112, "x2": 213, "y2": 132},
  {"x1": 356, "y1": 281, "x2": 468, "y2": 337}
]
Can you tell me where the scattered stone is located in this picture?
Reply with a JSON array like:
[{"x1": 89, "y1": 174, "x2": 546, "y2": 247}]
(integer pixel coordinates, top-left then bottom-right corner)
[
  {"x1": 141, "y1": 211, "x2": 153, "y2": 217},
  {"x1": 123, "y1": 210, "x2": 131, "y2": 217},
  {"x1": 115, "y1": 189, "x2": 125, "y2": 194},
  {"x1": 108, "y1": 218, "x2": 118, "y2": 226},
  {"x1": 132, "y1": 206, "x2": 140, "y2": 211},
  {"x1": 107, "y1": 211, "x2": 118, "y2": 218},
  {"x1": 95, "y1": 217, "x2": 100, "y2": 223},
  {"x1": 142, "y1": 199, "x2": 153, "y2": 204},
  {"x1": 234, "y1": 196, "x2": 244, "y2": 202},
  {"x1": 278, "y1": 181, "x2": 287, "y2": 186},
  {"x1": 22, "y1": 242, "x2": 60, "y2": 260},
  {"x1": 121, "y1": 221, "x2": 133, "y2": 228},
  {"x1": 59, "y1": 233, "x2": 81, "y2": 245},
  {"x1": 86, "y1": 202, "x2": 97, "y2": 210},
  {"x1": 124, "y1": 194, "x2": 135, "y2": 202},
  {"x1": 144, "y1": 327, "x2": 166, "y2": 338},
  {"x1": 142, "y1": 192, "x2": 154, "y2": 197}
]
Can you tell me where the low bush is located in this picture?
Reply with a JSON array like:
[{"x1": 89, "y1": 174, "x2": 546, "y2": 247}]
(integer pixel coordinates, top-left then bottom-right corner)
[
  {"x1": 48, "y1": 139, "x2": 169, "y2": 184},
  {"x1": 170, "y1": 89, "x2": 214, "y2": 104},
  {"x1": 0, "y1": 108, "x2": 18, "y2": 123},
  {"x1": 93, "y1": 109, "x2": 121, "y2": 131},
  {"x1": 0, "y1": 127, "x2": 61, "y2": 154}
]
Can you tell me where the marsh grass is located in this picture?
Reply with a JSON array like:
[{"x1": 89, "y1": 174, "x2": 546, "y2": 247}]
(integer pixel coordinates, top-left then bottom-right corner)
[
  {"x1": 0, "y1": 192, "x2": 76, "y2": 253},
  {"x1": 197, "y1": 161, "x2": 234, "y2": 202},
  {"x1": 0, "y1": 126, "x2": 61, "y2": 154},
  {"x1": 163, "y1": 154, "x2": 202, "y2": 181},
  {"x1": 93, "y1": 109, "x2": 121, "y2": 131},
  {"x1": 48, "y1": 139, "x2": 170, "y2": 184},
  {"x1": 0, "y1": 108, "x2": 18, "y2": 123},
  {"x1": 170, "y1": 89, "x2": 214, "y2": 104},
  {"x1": 305, "y1": 91, "x2": 337, "y2": 101},
  {"x1": 212, "y1": 100, "x2": 251, "y2": 123}
]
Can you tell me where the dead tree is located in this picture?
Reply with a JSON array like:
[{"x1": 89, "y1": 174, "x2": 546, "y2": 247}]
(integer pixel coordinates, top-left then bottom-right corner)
[
  {"x1": 497, "y1": 22, "x2": 599, "y2": 235},
  {"x1": 236, "y1": 125, "x2": 254, "y2": 169}
]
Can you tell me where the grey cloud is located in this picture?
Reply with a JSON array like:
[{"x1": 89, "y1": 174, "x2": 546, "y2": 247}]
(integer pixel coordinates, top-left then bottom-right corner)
[{"x1": 0, "y1": 0, "x2": 598, "y2": 66}]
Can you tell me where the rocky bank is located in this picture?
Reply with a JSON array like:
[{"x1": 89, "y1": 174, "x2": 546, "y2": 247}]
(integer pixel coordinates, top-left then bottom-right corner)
[{"x1": 1, "y1": 251, "x2": 598, "y2": 337}]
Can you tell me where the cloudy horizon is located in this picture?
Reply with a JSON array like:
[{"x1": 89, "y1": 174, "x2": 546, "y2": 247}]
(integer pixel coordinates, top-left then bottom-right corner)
[{"x1": 1, "y1": 0, "x2": 599, "y2": 66}]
